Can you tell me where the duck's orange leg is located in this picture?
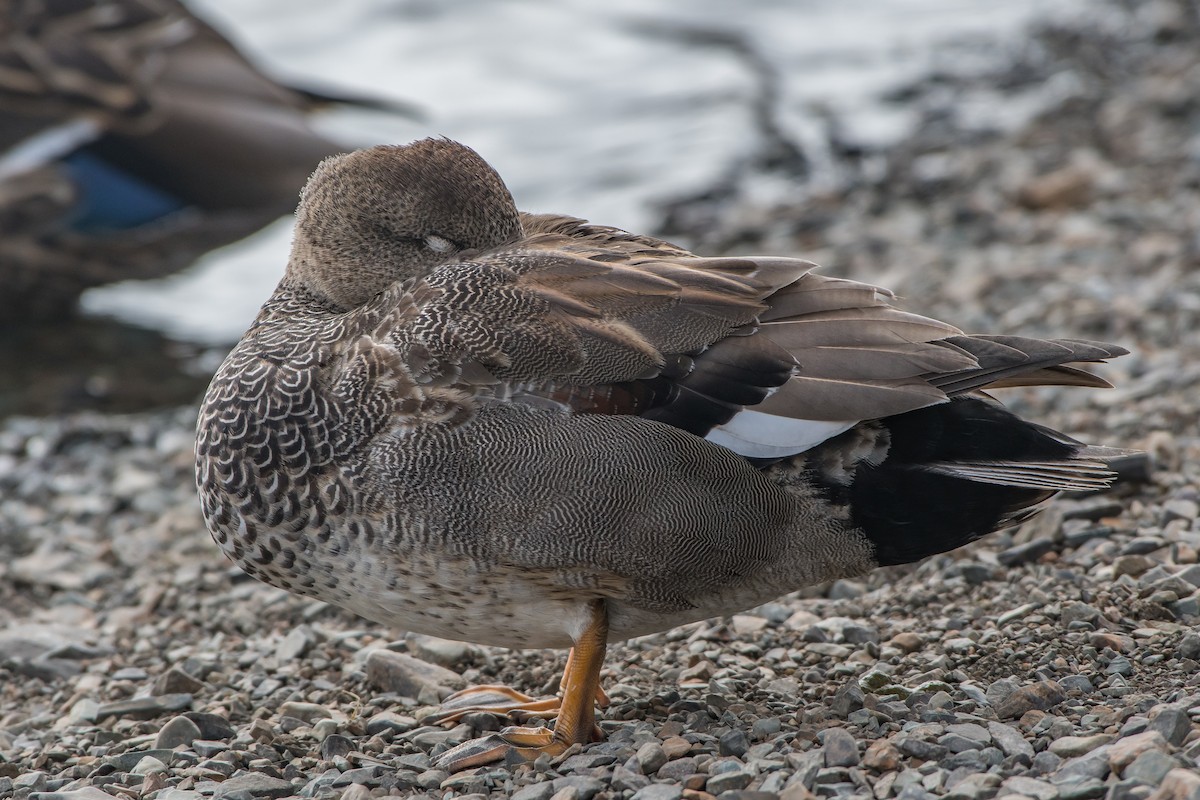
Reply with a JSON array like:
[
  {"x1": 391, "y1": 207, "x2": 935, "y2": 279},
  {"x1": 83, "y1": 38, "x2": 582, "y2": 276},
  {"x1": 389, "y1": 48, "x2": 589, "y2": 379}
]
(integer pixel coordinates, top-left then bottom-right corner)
[
  {"x1": 426, "y1": 645, "x2": 610, "y2": 726},
  {"x1": 432, "y1": 599, "x2": 609, "y2": 771}
]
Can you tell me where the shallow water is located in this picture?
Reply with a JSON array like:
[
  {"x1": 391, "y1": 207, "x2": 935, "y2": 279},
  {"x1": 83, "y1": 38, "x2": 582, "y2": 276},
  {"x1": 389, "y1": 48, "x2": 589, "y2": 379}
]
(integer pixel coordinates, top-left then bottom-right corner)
[{"x1": 81, "y1": 0, "x2": 1086, "y2": 345}]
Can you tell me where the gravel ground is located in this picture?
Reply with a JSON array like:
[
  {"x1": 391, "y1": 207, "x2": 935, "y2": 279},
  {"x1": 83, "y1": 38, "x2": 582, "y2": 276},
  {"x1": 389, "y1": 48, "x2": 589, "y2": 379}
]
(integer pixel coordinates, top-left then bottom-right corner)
[{"x1": 4, "y1": 2, "x2": 1200, "y2": 799}]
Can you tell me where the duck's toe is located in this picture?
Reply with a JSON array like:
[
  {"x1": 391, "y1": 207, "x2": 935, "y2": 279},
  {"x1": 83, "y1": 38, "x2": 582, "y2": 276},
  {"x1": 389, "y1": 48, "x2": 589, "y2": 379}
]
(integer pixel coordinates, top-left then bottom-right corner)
[
  {"x1": 432, "y1": 725, "x2": 583, "y2": 772},
  {"x1": 423, "y1": 685, "x2": 563, "y2": 726}
]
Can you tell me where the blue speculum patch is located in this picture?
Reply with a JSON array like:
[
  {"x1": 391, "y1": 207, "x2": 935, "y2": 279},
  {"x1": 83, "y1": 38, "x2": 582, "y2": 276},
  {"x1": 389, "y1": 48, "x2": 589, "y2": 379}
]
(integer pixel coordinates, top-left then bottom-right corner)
[{"x1": 62, "y1": 150, "x2": 187, "y2": 231}]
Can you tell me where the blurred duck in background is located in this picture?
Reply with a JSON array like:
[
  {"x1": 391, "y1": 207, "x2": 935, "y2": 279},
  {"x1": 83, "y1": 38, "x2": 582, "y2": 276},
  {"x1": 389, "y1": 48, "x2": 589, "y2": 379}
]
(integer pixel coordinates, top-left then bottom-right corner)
[{"x1": 0, "y1": 0, "x2": 416, "y2": 321}]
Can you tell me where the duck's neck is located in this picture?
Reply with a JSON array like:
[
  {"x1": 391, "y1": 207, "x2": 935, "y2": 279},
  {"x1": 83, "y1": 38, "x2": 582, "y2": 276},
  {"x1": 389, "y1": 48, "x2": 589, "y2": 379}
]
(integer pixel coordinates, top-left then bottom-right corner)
[{"x1": 253, "y1": 280, "x2": 343, "y2": 328}]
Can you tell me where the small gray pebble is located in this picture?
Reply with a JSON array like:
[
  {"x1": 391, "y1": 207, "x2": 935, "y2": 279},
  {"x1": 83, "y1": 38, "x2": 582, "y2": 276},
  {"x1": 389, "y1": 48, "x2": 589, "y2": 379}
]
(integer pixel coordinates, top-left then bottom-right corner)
[
  {"x1": 15, "y1": 773, "x2": 47, "y2": 791},
  {"x1": 828, "y1": 579, "x2": 865, "y2": 599},
  {"x1": 822, "y1": 728, "x2": 859, "y2": 767},
  {"x1": 636, "y1": 741, "x2": 667, "y2": 774},
  {"x1": 656, "y1": 757, "x2": 698, "y2": 781},
  {"x1": 1148, "y1": 707, "x2": 1191, "y2": 746},
  {"x1": 631, "y1": 785, "x2": 682, "y2": 800},
  {"x1": 1122, "y1": 749, "x2": 1177, "y2": 786},
  {"x1": 705, "y1": 770, "x2": 753, "y2": 794},
  {"x1": 939, "y1": 733, "x2": 982, "y2": 754},
  {"x1": 1031, "y1": 750, "x2": 1062, "y2": 774},
  {"x1": 986, "y1": 677, "x2": 1020, "y2": 708},
  {"x1": 550, "y1": 776, "x2": 604, "y2": 800},
  {"x1": 751, "y1": 716, "x2": 781, "y2": 739},
  {"x1": 211, "y1": 773, "x2": 293, "y2": 798},
  {"x1": 718, "y1": 729, "x2": 750, "y2": 757},
  {"x1": 1104, "y1": 780, "x2": 1154, "y2": 800},
  {"x1": 898, "y1": 737, "x2": 947, "y2": 760},
  {"x1": 988, "y1": 724, "x2": 1036, "y2": 762},
  {"x1": 319, "y1": 733, "x2": 354, "y2": 760},
  {"x1": 1053, "y1": 748, "x2": 1113, "y2": 783},
  {"x1": 183, "y1": 712, "x2": 235, "y2": 740},
  {"x1": 333, "y1": 766, "x2": 384, "y2": 787},
  {"x1": 944, "y1": 750, "x2": 987, "y2": 771},
  {"x1": 416, "y1": 770, "x2": 448, "y2": 790},
  {"x1": 1106, "y1": 656, "x2": 1133, "y2": 675},
  {"x1": 896, "y1": 786, "x2": 937, "y2": 800},
  {"x1": 830, "y1": 681, "x2": 865, "y2": 717},
  {"x1": 1059, "y1": 675, "x2": 1096, "y2": 694},
  {"x1": 511, "y1": 783, "x2": 556, "y2": 800},
  {"x1": 1057, "y1": 777, "x2": 1107, "y2": 800},
  {"x1": 94, "y1": 693, "x2": 192, "y2": 722},
  {"x1": 997, "y1": 538, "x2": 1054, "y2": 566},
  {"x1": 610, "y1": 767, "x2": 650, "y2": 793},
  {"x1": 154, "y1": 715, "x2": 202, "y2": 749}
]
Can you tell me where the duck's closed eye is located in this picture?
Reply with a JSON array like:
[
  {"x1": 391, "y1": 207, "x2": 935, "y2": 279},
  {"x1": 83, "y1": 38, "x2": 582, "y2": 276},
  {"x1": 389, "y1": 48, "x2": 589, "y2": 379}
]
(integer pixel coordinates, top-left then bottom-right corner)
[{"x1": 424, "y1": 235, "x2": 456, "y2": 254}]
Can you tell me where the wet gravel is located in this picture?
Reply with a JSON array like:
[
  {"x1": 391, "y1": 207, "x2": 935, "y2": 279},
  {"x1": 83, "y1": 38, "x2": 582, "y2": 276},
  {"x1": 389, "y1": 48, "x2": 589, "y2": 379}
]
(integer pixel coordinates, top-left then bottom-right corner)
[{"x1": 3, "y1": 1, "x2": 1200, "y2": 799}]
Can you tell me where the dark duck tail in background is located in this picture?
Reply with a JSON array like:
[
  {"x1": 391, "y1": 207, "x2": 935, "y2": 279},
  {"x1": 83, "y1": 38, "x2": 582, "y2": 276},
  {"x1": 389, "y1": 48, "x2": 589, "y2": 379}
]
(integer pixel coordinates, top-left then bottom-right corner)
[{"x1": 0, "y1": 0, "x2": 418, "y2": 320}]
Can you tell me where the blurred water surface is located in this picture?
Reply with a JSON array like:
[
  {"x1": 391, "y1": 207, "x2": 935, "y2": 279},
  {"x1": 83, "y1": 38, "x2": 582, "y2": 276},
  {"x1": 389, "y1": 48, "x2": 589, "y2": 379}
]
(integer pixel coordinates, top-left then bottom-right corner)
[{"x1": 81, "y1": 0, "x2": 1085, "y2": 345}]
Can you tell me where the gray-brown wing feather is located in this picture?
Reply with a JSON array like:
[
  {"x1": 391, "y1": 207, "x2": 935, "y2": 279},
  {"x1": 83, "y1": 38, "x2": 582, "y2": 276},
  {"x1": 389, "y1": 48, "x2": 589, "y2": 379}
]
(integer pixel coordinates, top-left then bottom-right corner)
[
  {"x1": 930, "y1": 336, "x2": 1126, "y2": 393},
  {"x1": 360, "y1": 218, "x2": 1123, "y2": 439},
  {"x1": 377, "y1": 236, "x2": 806, "y2": 392}
]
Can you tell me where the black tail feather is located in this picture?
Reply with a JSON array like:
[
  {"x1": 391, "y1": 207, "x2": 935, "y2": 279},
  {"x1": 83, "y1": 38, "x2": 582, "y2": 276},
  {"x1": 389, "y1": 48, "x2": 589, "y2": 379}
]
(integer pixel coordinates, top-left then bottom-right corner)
[{"x1": 838, "y1": 397, "x2": 1108, "y2": 567}]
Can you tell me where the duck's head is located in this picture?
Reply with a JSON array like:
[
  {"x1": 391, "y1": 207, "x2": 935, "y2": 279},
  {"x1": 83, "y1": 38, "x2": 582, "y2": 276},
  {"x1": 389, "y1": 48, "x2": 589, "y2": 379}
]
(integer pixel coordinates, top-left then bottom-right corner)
[{"x1": 285, "y1": 138, "x2": 522, "y2": 311}]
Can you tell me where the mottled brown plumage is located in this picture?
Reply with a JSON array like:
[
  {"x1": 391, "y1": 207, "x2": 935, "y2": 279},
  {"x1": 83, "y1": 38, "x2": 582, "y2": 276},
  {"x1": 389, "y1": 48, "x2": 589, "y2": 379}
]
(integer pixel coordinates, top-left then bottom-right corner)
[{"x1": 196, "y1": 138, "x2": 1128, "y2": 768}]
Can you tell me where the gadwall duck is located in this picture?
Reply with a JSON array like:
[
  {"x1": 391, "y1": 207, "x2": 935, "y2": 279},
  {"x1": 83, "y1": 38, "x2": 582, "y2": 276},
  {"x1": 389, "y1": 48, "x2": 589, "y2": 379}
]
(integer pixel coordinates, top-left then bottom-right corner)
[
  {"x1": 0, "y1": 0, "x2": 414, "y2": 320},
  {"x1": 196, "y1": 138, "x2": 1128, "y2": 770}
]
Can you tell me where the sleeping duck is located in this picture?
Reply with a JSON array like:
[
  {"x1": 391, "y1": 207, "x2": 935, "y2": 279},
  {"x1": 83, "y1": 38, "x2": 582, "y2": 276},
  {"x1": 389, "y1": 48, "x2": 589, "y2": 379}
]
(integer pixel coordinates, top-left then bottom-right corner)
[{"x1": 196, "y1": 138, "x2": 1129, "y2": 770}]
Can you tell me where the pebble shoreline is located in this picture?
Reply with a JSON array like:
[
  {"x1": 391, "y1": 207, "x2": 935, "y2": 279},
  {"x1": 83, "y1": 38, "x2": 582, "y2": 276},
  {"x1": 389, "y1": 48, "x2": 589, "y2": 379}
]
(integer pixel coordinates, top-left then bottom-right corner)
[{"x1": 4, "y1": 2, "x2": 1200, "y2": 799}]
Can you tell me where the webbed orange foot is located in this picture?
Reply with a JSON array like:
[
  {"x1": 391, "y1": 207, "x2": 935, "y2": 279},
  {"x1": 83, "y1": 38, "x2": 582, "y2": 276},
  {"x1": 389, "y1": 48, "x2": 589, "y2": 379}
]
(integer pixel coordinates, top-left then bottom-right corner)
[
  {"x1": 432, "y1": 725, "x2": 586, "y2": 771},
  {"x1": 424, "y1": 686, "x2": 563, "y2": 726},
  {"x1": 429, "y1": 599, "x2": 610, "y2": 772}
]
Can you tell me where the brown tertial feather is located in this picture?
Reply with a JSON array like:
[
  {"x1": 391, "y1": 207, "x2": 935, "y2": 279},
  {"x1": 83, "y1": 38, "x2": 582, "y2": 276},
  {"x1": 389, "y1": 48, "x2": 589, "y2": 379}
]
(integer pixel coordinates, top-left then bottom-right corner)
[
  {"x1": 753, "y1": 375, "x2": 951, "y2": 422},
  {"x1": 980, "y1": 366, "x2": 1114, "y2": 390},
  {"x1": 758, "y1": 273, "x2": 894, "y2": 321}
]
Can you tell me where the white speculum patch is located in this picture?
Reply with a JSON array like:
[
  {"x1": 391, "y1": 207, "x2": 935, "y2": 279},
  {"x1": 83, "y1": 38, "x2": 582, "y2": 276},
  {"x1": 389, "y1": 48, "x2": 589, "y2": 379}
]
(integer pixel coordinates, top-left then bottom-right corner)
[{"x1": 705, "y1": 410, "x2": 856, "y2": 460}]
